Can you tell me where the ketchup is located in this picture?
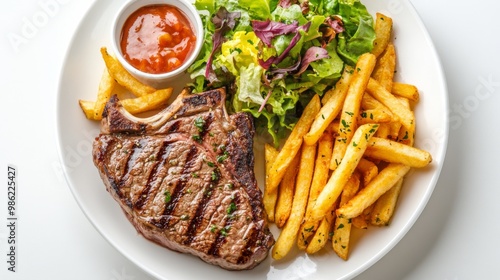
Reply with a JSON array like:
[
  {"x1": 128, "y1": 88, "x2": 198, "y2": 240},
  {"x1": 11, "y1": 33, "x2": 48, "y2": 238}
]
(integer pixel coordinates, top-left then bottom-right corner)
[{"x1": 120, "y1": 5, "x2": 196, "y2": 74}]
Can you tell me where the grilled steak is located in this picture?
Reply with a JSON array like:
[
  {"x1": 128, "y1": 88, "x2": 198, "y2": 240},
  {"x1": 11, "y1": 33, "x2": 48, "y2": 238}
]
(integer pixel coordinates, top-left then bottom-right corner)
[{"x1": 92, "y1": 88, "x2": 274, "y2": 270}]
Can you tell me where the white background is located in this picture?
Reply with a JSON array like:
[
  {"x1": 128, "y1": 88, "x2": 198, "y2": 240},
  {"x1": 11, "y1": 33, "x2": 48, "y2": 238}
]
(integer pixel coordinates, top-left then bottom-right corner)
[{"x1": 1, "y1": 0, "x2": 499, "y2": 279}]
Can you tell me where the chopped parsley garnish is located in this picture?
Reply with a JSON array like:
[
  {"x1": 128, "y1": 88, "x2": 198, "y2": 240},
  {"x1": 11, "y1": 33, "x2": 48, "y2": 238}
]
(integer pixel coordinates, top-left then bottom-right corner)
[
  {"x1": 192, "y1": 135, "x2": 202, "y2": 142},
  {"x1": 194, "y1": 116, "x2": 205, "y2": 133},
  {"x1": 227, "y1": 202, "x2": 237, "y2": 215},
  {"x1": 164, "y1": 191, "x2": 171, "y2": 204},
  {"x1": 210, "y1": 224, "x2": 217, "y2": 233},
  {"x1": 217, "y1": 151, "x2": 229, "y2": 163},
  {"x1": 211, "y1": 170, "x2": 219, "y2": 181},
  {"x1": 220, "y1": 226, "x2": 231, "y2": 237}
]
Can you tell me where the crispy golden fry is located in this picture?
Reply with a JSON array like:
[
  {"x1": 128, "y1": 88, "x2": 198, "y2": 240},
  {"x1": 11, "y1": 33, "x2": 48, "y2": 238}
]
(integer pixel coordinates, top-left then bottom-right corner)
[
  {"x1": 101, "y1": 47, "x2": 156, "y2": 97},
  {"x1": 306, "y1": 205, "x2": 335, "y2": 254},
  {"x1": 388, "y1": 121, "x2": 402, "y2": 140},
  {"x1": 297, "y1": 129, "x2": 334, "y2": 249},
  {"x1": 392, "y1": 82, "x2": 419, "y2": 102},
  {"x1": 113, "y1": 83, "x2": 133, "y2": 100},
  {"x1": 79, "y1": 100, "x2": 97, "y2": 120},
  {"x1": 93, "y1": 68, "x2": 116, "y2": 120},
  {"x1": 305, "y1": 66, "x2": 354, "y2": 145},
  {"x1": 120, "y1": 88, "x2": 172, "y2": 114},
  {"x1": 275, "y1": 151, "x2": 301, "y2": 228},
  {"x1": 371, "y1": 108, "x2": 415, "y2": 226},
  {"x1": 356, "y1": 158, "x2": 379, "y2": 186},
  {"x1": 352, "y1": 212, "x2": 369, "y2": 230},
  {"x1": 366, "y1": 78, "x2": 415, "y2": 131},
  {"x1": 272, "y1": 143, "x2": 317, "y2": 260},
  {"x1": 311, "y1": 123, "x2": 379, "y2": 224},
  {"x1": 330, "y1": 54, "x2": 376, "y2": 170},
  {"x1": 352, "y1": 159, "x2": 379, "y2": 229},
  {"x1": 375, "y1": 123, "x2": 390, "y2": 139},
  {"x1": 266, "y1": 95, "x2": 320, "y2": 201},
  {"x1": 321, "y1": 65, "x2": 355, "y2": 105},
  {"x1": 264, "y1": 144, "x2": 279, "y2": 222},
  {"x1": 361, "y1": 93, "x2": 389, "y2": 111},
  {"x1": 372, "y1": 43, "x2": 396, "y2": 91},
  {"x1": 336, "y1": 163, "x2": 411, "y2": 219},
  {"x1": 365, "y1": 137, "x2": 432, "y2": 168},
  {"x1": 371, "y1": 13, "x2": 393, "y2": 58},
  {"x1": 396, "y1": 97, "x2": 416, "y2": 146},
  {"x1": 332, "y1": 173, "x2": 361, "y2": 260},
  {"x1": 357, "y1": 109, "x2": 393, "y2": 125},
  {"x1": 370, "y1": 178, "x2": 404, "y2": 226}
]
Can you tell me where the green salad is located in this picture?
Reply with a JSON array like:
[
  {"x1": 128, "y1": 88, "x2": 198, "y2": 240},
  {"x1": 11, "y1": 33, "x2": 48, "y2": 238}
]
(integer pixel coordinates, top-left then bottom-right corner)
[{"x1": 188, "y1": 0, "x2": 375, "y2": 144}]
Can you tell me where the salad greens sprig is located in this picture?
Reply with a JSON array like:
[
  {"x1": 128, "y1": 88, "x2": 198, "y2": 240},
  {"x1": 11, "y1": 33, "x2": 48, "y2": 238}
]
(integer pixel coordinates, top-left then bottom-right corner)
[{"x1": 188, "y1": 0, "x2": 375, "y2": 145}]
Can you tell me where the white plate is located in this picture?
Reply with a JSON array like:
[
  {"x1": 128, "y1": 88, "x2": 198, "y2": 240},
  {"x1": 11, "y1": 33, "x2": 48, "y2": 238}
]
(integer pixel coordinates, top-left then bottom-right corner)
[{"x1": 56, "y1": 0, "x2": 448, "y2": 279}]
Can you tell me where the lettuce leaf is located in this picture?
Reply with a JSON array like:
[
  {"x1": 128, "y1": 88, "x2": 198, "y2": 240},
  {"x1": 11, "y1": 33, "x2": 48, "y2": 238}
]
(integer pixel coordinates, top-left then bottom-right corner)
[{"x1": 190, "y1": 0, "x2": 375, "y2": 145}]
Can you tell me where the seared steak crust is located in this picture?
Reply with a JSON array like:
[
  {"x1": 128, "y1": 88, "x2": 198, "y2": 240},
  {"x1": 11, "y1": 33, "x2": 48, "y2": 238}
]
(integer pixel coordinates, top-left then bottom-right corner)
[{"x1": 92, "y1": 88, "x2": 274, "y2": 270}]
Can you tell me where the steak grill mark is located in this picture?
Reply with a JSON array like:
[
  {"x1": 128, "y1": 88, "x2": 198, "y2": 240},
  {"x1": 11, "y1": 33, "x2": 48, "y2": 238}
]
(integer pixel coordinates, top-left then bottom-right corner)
[{"x1": 92, "y1": 88, "x2": 274, "y2": 270}]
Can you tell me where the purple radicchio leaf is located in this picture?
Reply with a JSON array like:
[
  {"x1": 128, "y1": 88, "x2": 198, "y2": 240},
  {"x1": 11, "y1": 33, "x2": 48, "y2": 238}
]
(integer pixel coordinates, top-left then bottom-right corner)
[
  {"x1": 258, "y1": 21, "x2": 312, "y2": 69},
  {"x1": 268, "y1": 56, "x2": 301, "y2": 74},
  {"x1": 205, "y1": 7, "x2": 241, "y2": 81},
  {"x1": 251, "y1": 20, "x2": 300, "y2": 47},
  {"x1": 325, "y1": 16, "x2": 345, "y2": 34},
  {"x1": 295, "y1": 46, "x2": 329, "y2": 75},
  {"x1": 278, "y1": 0, "x2": 296, "y2": 8}
]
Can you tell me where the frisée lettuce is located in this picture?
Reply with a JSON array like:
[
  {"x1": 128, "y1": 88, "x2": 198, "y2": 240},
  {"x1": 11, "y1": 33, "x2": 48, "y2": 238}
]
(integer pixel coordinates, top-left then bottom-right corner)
[{"x1": 188, "y1": 0, "x2": 375, "y2": 144}]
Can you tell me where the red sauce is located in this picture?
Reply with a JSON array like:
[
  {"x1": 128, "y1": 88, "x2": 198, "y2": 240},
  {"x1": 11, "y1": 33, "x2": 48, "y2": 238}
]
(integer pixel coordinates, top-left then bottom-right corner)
[{"x1": 120, "y1": 5, "x2": 196, "y2": 74}]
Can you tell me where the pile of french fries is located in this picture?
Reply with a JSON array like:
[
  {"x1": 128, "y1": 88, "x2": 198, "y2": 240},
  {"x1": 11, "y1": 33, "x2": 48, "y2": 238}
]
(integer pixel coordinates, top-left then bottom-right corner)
[
  {"x1": 265, "y1": 13, "x2": 432, "y2": 261},
  {"x1": 79, "y1": 47, "x2": 173, "y2": 120}
]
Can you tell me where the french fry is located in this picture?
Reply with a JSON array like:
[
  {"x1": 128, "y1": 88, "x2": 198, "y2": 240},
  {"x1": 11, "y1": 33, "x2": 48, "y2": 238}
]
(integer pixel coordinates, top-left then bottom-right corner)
[
  {"x1": 305, "y1": 205, "x2": 335, "y2": 254},
  {"x1": 372, "y1": 43, "x2": 396, "y2": 91},
  {"x1": 371, "y1": 13, "x2": 393, "y2": 58},
  {"x1": 330, "y1": 53, "x2": 376, "y2": 170},
  {"x1": 79, "y1": 100, "x2": 97, "y2": 120},
  {"x1": 263, "y1": 144, "x2": 279, "y2": 222},
  {"x1": 298, "y1": 129, "x2": 334, "y2": 249},
  {"x1": 388, "y1": 121, "x2": 402, "y2": 140},
  {"x1": 366, "y1": 78, "x2": 415, "y2": 131},
  {"x1": 113, "y1": 83, "x2": 133, "y2": 100},
  {"x1": 120, "y1": 88, "x2": 173, "y2": 114},
  {"x1": 93, "y1": 68, "x2": 116, "y2": 120},
  {"x1": 321, "y1": 65, "x2": 355, "y2": 105},
  {"x1": 396, "y1": 97, "x2": 416, "y2": 146},
  {"x1": 101, "y1": 47, "x2": 156, "y2": 97},
  {"x1": 266, "y1": 95, "x2": 320, "y2": 202},
  {"x1": 370, "y1": 178, "x2": 403, "y2": 226},
  {"x1": 305, "y1": 66, "x2": 354, "y2": 145},
  {"x1": 357, "y1": 109, "x2": 393, "y2": 124},
  {"x1": 352, "y1": 159, "x2": 379, "y2": 229},
  {"x1": 392, "y1": 82, "x2": 419, "y2": 102},
  {"x1": 375, "y1": 123, "x2": 390, "y2": 139},
  {"x1": 336, "y1": 163, "x2": 411, "y2": 219},
  {"x1": 310, "y1": 123, "x2": 379, "y2": 224},
  {"x1": 365, "y1": 137, "x2": 432, "y2": 168},
  {"x1": 371, "y1": 108, "x2": 415, "y2": 226},
  {"x1": 356, "y1": 158, "x2": 378, "y2": 186},
  {"x1": 275, "y1": 151, "x2": 301, "y2": 227},
  {"x1": 351, "y1": 209, "x2": 369, "y2": 230},
  {"x1": 272, "y1": 142, "x2": 317, "y2": 260},
  {"x1": 332, "y1": 173, "x2": 361, "y2": 260}
]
